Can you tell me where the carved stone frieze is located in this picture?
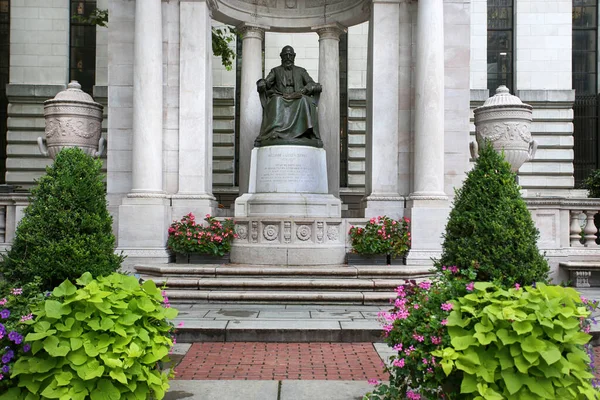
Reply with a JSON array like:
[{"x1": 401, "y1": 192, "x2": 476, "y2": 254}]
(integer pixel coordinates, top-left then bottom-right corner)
[
  {"x1": 296, "y1": 225, "x2": 312, "y2": 241},
  {"x1": 316, "y1": 222, "x2": 324, "y2": 243},
  {"x1": 251, "y1": 221, "x2": 258, "y2": 243},
  {"x1": 236, "y1": 224, "x2": 249, "y2": 240},
  {"x1": 283, "y1": 221, "x2": 291, "y2": 243},
  {"x1": 326, "y1": 225, "x2": 340, "y2": 242},
  {"x1": 263, "y1": 224, "x2": 279, "y2": 241}
]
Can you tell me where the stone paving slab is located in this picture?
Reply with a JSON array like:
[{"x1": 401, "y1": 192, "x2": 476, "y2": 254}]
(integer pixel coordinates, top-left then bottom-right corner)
[
  {"x1": 258, "y1": 310, "x2": 311, "y2": 319},
  {"x1": 280, "y1": 381, "x2": 374, "y2": 400},
  {"x1": 165, "y1": 380, "x2": 279, "y2": 400}
]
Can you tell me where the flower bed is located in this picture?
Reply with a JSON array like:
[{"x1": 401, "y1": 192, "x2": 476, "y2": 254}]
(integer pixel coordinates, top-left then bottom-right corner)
[
  {"x1": 348, "y1": 216, "x2": 410, "y2": 263},
  {"x1": 167, "y1": 213, "x2": 236, "y2": 258}
]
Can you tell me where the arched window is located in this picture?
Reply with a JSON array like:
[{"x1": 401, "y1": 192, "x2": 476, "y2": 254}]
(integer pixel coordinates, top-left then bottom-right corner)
[
  {"x1": 70, "y1": 1, "x2": 97, "y2": 94},
  {"x1": 487, "y1": 0, "x2": 514, "y2": 92}
]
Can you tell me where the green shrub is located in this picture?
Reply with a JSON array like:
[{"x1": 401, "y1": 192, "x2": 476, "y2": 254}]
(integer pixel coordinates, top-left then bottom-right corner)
[
  {"x1": 0, "y1": 148, "x2": 123, "y2": 290},
  {"x1": 2, "y1": 272, "x2": 178, "y2": 400},
  {"x1": 584, "y1": 169, "x2": 600, "y2": 198},
  {"x1": 433, "y1": 282, "x2": 598, "y2": 399},
  {"x1": 438, "y1": 141, "x2": 549, "y2": 287}
]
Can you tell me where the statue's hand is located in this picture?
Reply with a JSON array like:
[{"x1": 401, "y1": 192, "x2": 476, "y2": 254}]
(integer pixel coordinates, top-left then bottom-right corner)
[{"x1": 257, "y1": 79, "x2": 267, "y2": 93}]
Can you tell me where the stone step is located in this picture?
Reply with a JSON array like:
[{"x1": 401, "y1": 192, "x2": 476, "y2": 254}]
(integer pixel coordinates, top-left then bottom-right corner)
[
  {"x1": 165, "y1": 289, "x2": 395, "y2": 304},
  {"x1": 148, "y1": 277, "x2": 408, "y2": 291},
  {"x1": 136, "y1": 264, "x2": 433, "y2": 279}
]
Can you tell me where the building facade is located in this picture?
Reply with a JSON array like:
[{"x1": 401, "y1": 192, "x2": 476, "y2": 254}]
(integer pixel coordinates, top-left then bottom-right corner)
[{"x1": 1, "y1": 0, "x2": 599, "y2": 282}]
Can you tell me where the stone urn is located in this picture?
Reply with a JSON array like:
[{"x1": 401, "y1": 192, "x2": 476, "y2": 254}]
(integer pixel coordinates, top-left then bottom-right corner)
[
  {"x1": 471, "y1": 85, "x2": 537, "y2": 172},
  {"x1": 40, "y1": 81, "x2": 105, "y2": 159}
]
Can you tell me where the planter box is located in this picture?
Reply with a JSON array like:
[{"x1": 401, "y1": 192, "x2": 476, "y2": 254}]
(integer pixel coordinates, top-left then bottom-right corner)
[
  {"x1": 347, "y1": 253, "x2": 406, "y2": 265},
  {"x1": 175, "y1": 253, "x2": 230, "y2": 264}
]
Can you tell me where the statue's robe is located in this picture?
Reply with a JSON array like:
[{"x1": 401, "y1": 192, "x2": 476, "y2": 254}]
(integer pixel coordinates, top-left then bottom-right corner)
[{"x1": 255, "y1": 65, "x2": 322, "y2": 148}]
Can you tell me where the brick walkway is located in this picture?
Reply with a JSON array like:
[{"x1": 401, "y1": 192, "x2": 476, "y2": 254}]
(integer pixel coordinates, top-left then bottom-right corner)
[{"x1": 174, "y1": 342, "x2": 387, "y2": 381}]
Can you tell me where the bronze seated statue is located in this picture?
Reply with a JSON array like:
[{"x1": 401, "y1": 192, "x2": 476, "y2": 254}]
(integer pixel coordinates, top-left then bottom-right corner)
[{"x1": 255, "y1": 45, "x2": 323, "y2": 148}]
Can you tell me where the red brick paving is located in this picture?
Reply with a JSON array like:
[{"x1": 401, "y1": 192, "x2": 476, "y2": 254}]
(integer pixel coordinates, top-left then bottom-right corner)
[{"x1": 174, "y1": 342, "x2": 387, "y2": 381}]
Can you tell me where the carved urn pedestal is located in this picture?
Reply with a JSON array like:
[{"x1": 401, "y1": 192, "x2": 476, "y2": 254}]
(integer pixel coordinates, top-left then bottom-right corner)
[
  {"x1": 233, "y1": 145, "x2": 344, "y2": 265},
  {"x1": 40, "y1": 81, "x2": 105, "y2": 159},
  {"x1": 471, "y1": 85, "x2": 536, "y2": 172}
]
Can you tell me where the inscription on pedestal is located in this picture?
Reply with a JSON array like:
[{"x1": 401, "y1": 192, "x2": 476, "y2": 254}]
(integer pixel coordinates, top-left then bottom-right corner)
[{"x1": 254, "y1": 146, "x2": 328, "y2": 193}]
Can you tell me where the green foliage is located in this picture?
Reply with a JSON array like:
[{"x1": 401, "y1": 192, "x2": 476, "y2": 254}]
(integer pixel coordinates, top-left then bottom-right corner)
[
  {"x1": 583, "y1": 169, "x2": 600, "y2": 198},
  {"x1": 0, "y1": 148, "x2": 123, "y2": 291},
  {"x1": 167, "y1": 213, "x2": 236, "y2": 256},
  {"x1": 349, "y1": 216, "x2": 410, "y2": 259},
  {"x1": 0, "y1": 279, "x2": 45, "y2": 392},
  {"x1": 2, "y1": 272, "x2": 178, "y2": 400},
  {"x1": 212, "y1": 27, "x2": 236, "y2": 71},
  {"x1": 433, "y1": 283, "x2": 599, "y2": 400},
  {"x1": 438, "y1": 141, "x2": 549, "y2": 287},
  {"x1": 71, "y1": 8, "x2": 108, "y2": 27}
]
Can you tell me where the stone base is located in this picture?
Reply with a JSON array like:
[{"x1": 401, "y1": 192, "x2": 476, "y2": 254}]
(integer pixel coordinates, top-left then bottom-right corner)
[
  {"x1": 235, "y1": 193, "x2": 342, "y2": 218},
  {"x1": 231, "y1": 217, "x2": 346, "y2": 265},
  {"x1": 405, "y1": 200, "x2": 450, "y2": 266},
  {"x1": 171, "y1": 195, "x2": 218, "y2": 222},
  {"x1": 362, "y1": 195, "x2": 406, "y2": 220},
  {"x1": 117, "y1": 196, "x2": 171, "y2": 270}
]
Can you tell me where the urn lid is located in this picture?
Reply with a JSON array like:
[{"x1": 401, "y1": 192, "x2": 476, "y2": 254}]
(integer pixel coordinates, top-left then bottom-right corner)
[
  {"x1": 476, "y1": 85, "x2": 532, "y2": 112},
  {"x1": 46, "y1": 81, "x2": 99, "y2": 105}
]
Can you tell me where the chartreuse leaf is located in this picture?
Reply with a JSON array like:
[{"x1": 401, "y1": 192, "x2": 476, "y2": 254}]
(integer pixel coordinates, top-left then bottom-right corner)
[
  {"x1": 501, "y1": 369, "x2": 525, "y2": 394},
  {"x1": 53, "y1": 279, "x2": 77, "y2": 297},
  {"x1": 90, "y1": 379, "x2": 121, "y2": 400},
  {"x1": 43, "y1": 336, "x2": 71, "y2": 357},
  {"x1": 55, "y1": 370, "x2": 74, "y2": 386},
  {"x1": 461, "y1": 373, "x2": 478, "y2": 393}
]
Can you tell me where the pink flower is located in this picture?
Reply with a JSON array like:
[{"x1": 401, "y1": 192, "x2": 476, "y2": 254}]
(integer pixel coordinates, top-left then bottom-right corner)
[
  {"x1": 441, "y1": 303, "x2": 453, "y2": 312},
  {"x1": 11, "y1": 288, "x2": 22, "y2": 295},
  {"x1": 177, "y1": 322, "x2": 185, "y2": 328},
  {"x1": 466, "y1": 282, "x2": 474, "y2": 292},
  {"x1": 431, "y1": 336, "x2": 442, "y2": 345},
  {"x1": 392, "y1": 358, "x2": 405, "y2": 368},
  {"x1": 413, "y1": 304, "x2": 420, "y2": 310},
  {"x1": 406, "y1": 390, "x2": 421, "y2": 400},
  {"x1": 422, "y1": 358, "x2": 428, "y2": 365},
  {"x1": 392, "y1": 343, "x2": 403, "y2": 352},
  {"x1": 515, "y1": 283, "x2": 521, "y2": 290},
  {"x1": 397, "y1": 309, "x2": 410, "y2": 319},
  {"x1": 581, "y1": 296, "x2": 588, "y2": 304},
  {"x1": 449, "y1": 266, "x2": 459, "y2": 274},
  {"x1": 412, "y1": 334, "x2": 425, "y2": 342},
  {"x1": 0, "y1": 299, "x2": 6, "y2": 306},
  {"x1": 20, "y1": 314, "x2": 33, "y2": 322},
  {"x1": 367, "y1": 379, "x2": 379, "y2": 385},
  {"x1": 418, "y1": 281, "x2": 431, "y2": 290},
  {"x1": 441, "y1": 319, "x2": 448, "y2": 326}
]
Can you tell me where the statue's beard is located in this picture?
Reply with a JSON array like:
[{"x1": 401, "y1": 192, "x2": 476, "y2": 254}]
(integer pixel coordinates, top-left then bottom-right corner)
[{"x1": 283, "y1": 61, "x2": 293, "y2": 69}]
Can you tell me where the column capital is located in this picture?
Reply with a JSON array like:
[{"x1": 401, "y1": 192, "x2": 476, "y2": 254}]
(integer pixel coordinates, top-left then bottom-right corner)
[
  {"x1": 237, "y1": 24, "x2": 267, "y2": 40},
  {"x1": 312, "y1": 23, "x2": 346, "y2": 41}
]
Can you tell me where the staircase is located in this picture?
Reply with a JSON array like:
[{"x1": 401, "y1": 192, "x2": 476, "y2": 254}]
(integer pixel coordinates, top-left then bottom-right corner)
[{"x1": 136, "y1": 264, "x2": 433, "y2": 305}]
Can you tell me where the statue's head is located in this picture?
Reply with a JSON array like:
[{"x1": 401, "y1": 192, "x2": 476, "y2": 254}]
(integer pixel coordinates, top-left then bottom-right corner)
[{"x1": 280, "y1": 45, "x2": 296, "y2": 68}]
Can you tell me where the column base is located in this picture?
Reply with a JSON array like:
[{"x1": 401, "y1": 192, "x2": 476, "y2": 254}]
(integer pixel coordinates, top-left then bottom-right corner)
[
  {"x1": 117, "y1": 196, "x2": 171, "y2": 269},
  {"x1": 405, "y1": 198, "x2": 450, "y2": 266},
  {"x1": 361, "y1": 195, "x2": 405, "y2": 220},
  {"x1": 171, "y1": 194, "x2": 218, "y2": 221}
]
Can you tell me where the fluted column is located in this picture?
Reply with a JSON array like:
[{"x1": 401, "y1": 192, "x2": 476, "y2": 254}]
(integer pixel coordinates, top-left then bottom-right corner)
[
  {"x1": 131, "y1": 0, "x2": 163, "y2": 194},
  {"x1": 239, "y1": 25, "x2": 266, "y2": 195},
  {"x1": 314, "y1": 23, "x2": 345, "y2": 197},
  {"x1": 363, "y1": 0, "x2": 404, "y2": 219},
  {"x1": 410, "y1": 0, "x2": 447, "y2": 200}
]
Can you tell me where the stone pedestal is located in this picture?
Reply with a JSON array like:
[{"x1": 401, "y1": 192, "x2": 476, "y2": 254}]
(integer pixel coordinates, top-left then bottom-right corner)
[
  {"x1": 233, "y1": 145, "x2": 343, "y2": 264},
  {"x1": 235, "y1": 146, "x2": 342, "y2": 218},
  {"x1": 405, "y1": 199, "x2": 450, "y2": 266}
]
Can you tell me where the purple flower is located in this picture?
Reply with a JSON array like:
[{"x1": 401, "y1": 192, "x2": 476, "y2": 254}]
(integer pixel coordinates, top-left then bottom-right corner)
[
  {"x1": 22, "y1": 344, "x2": 31, "y2": 353},
  {"x1": 0, "y1": 324, "x2": 5, "y2": 335},
  {"x1": 8, "y1": 331, "x2": 22, "y2": 344},
  {"x1": 1, "y1": 350, "x2": 13, "y2": 364},
  {"x1": 0, "y1": 309, "x2": 9, "y2": 319},
  {"x1": 1, "y1": 365, "x2": 8, "y2": 374}
]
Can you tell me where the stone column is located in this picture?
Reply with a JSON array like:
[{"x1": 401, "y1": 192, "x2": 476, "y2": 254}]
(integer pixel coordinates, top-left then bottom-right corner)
[
  {"x1": 411, "y1": 0, "x2": 446, "y2": 200},
  {"x1": 131, "y1": 0, "x2": 163, "y2": 195},
  {"x1": 117, "y1": 0, "x2": 170, "y2": 267},
  {"x1": 238, "y1": 25, "x2": 266, "y2": 195},
  {"x1": 172, "y1": 0, "x2": 217, "y2": 218},
  {"x1": 314, "y1": 23, "x2": 345, "y2": 197},
  {"x1": 406, "y1": 0, "x2": 449, "y2": 266},
  {"x1": 363, "y1": 0, "x2": 404, "y2": 219}
]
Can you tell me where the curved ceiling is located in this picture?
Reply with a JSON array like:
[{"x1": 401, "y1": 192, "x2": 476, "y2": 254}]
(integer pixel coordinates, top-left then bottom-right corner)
[{"x1": 212, "y1": 0, "x2": 370, "y2": 32}]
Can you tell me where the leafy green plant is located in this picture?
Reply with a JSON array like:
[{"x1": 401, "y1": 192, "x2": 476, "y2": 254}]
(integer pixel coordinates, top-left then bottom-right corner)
[
  {"x1": 584, "y1": 169, "x2": 600, "y2": 198},
  {"x1": 212, "y1": 27, "x2": 236, "y2": 71},
  {"x1": 433, "y1": 282, "x2": 599, "y2": 399},
  {"x1": 71, "y1": 8, "x2": 108, "y2": 27},
  {"x1": 0, "y1": 279, "x2": 45, "y2": 392},
  {"x1": 0, "y1": 148, "x2": 123, "y2": 291},
  {"x1": 2, "y1": 272, "x2": 178, "y2": 400},
  {"x1": 437, "y1": 141, "x2": 549, "y2": 287},
  {"x1": 349, "y1": 216, "x2": 410, "y2": 259},
  {"x1": 167, "y1": 213, "x2": 236, "y2": 256}
]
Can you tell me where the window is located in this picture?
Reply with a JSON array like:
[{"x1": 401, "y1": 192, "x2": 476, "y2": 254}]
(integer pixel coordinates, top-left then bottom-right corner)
[
  {"x1": 572, "y1": 0, "x2": 599, "y2": 185},
  {"x1": 487, "y1": 0, "x2": 514, "y2": 92},
  {"x1": 70, "y1": 1, "x2": 97, "y2": 94},
  {"x1": 339, "y1": 32, "x2": 348, "y2": 187},
  {"x1": 0, "y1": 0, "x2": 9, "y2": 183}
]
